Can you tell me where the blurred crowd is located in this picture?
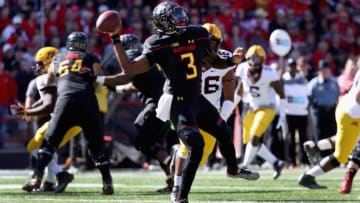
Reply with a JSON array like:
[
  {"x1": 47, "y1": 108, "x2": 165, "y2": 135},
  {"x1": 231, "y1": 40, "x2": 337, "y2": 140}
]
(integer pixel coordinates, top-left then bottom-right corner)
[
  {"x1": 1, "y1": 0, "x2": 360, "y2": 167},
  {"x1": 2, "y1": 0, "x2": 360, "y2": 102}
]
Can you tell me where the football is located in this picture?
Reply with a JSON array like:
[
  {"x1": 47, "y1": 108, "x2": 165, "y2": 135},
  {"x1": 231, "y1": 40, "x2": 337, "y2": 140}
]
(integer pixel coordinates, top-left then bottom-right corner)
[{"x1": 96, "y1": 10, "x2": 122, "y2": 34}]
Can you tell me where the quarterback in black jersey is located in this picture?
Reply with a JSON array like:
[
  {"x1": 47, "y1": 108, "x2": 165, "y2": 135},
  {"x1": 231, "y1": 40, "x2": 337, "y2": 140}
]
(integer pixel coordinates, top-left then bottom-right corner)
[
  {"x1": 24, "y1": 32, "x2": 114, "y2": 195},
  {"x1": 97, "y1": 1, "x2": 259, "y2": 202},
  {"x1": 101, "y1": 34, "x2": 178, "y2": 192}
]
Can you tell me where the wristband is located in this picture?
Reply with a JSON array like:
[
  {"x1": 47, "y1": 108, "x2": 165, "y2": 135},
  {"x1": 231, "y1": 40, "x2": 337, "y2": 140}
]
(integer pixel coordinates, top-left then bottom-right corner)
[
  {"x1": 111, "y1": 34, "x2": 121, "y2": 44},
  {"x1": 220, "y1": 100, "x2": 234, "y2": 121},
  {"x1": 96, "y1": 76, "x2": 105, "y2": 84},
  {"x1": 234, "y1": 93, "x2": 242, "y2": 105}
]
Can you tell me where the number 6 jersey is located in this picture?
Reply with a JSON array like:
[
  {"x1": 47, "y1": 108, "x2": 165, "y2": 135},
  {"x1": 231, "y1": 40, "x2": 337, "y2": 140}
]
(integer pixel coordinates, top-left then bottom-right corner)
[
  {"x1": 201, "y1": 49, "x2": 234, "y2": 109},
  {"x1": 235, "y1": 62, "x2": 279, "y2": 110}
]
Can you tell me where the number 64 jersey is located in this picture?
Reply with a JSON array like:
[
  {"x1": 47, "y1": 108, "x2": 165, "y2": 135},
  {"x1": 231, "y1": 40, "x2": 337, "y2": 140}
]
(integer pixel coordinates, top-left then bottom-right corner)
[{"x1": 235, "y1": 62, "x2": 279, "y2": 110}]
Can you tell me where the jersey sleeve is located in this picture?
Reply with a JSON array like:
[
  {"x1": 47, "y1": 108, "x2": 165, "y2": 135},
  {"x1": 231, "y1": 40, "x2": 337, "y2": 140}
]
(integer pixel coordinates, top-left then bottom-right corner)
[
  {"x1": 196, "y1": 26, "x2": 212, "y2": 56},
  {"x1": 25, "y1": 78, "x2": 38, "y2": 98},
  {"x1": 142, "y1": 36, "x2": 158, "y2": 67},
  {"x1": 266, "y1": 65, "x2": 280, "y2": 81},
  {"x1": 235, "y1": 62, "x2": 247, "y2": 77}
]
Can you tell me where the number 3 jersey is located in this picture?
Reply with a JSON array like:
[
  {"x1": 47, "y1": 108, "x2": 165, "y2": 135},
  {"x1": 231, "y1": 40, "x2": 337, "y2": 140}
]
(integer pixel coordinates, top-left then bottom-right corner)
[
  {"x1": 235, "y1": 62, "x2": 279, "y2": 110},
  {"x1": 52, "y1": 51, "x2": 99, "y2": 95},
  {"x1": 201, "y1": 49, "x2": 234, "y2": 109},
  {"x1": 142, "y1": 25, "x2": 212, "y2": 97}
]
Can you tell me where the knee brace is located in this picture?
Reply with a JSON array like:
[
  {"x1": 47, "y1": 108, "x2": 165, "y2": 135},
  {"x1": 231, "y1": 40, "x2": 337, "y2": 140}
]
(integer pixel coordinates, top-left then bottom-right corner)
[{"x1": 328, "y1": 155, "x2": 341, "y2": 168}]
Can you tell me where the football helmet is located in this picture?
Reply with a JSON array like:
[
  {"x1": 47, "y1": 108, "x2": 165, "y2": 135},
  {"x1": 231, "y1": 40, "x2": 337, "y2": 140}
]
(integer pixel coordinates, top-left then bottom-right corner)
[
  {"x1": 152, "y1": 1, "x2": 188, "y2": 35},
  {"x1": 66, "y1": 32, "x2": 88, "y2": 52},
  {"x1": 120, "y1": 34, "x2": 142, "y2": 51},
  {"x1": 202, "y1": 23, "x2": 222, "y2": 41},
  {"x1": 33, "y1": 46, "x2": 60, "y2": 74},
  {"x1": 245, "y1": 45, "x2": 266, "y2": 75},
  {"x1": 120, "y1": 34, "x2": 143, "y2": 61},
  {"x1": 202, "y1": 23, "x2": 222, "y2": 51}
]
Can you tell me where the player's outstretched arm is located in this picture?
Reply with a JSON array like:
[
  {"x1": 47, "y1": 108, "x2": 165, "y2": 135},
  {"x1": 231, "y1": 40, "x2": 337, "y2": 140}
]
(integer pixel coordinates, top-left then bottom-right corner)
[
  {"x1": 97, "y1": 73, "x2": 134, "y2": 87},
  {"x1": 204, "y1": 47, "x2": 244, "y2": 69}
]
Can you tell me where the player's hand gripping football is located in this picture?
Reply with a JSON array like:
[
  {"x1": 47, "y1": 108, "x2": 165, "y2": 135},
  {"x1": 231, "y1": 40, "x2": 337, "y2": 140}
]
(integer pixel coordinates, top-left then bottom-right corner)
[{"x1": 231, "y1": 47, "x2": 245, "y2": 64}]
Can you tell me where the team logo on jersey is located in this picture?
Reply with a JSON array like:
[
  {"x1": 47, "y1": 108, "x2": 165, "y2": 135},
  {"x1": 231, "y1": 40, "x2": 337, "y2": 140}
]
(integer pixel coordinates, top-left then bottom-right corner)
[{"x1": 170, "y1": 42, "x2": 180, "y2": 47}]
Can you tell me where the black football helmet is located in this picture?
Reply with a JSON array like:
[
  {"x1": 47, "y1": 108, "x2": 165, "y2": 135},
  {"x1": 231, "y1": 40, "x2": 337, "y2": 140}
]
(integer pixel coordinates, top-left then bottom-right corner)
[
  {"x1": 66, "y1": 32, "x2": 88, "y2": 52},
  {"x1": 120, "y1": 34, "x2": 142, "y2": 51},
  {"x1": 120, "y1": 34, "x2": 142, "y2": 61},
  {"x1": 152, "y1": 1, "x2": 188, "y2": 35}
]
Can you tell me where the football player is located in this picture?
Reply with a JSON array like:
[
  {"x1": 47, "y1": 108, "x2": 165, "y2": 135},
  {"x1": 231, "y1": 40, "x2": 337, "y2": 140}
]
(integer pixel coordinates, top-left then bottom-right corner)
[
  {"x1": 304, "y1": 136, "x2": 360, "y2": 193},
  {"x1": 19, "y1": 32, "x2": 114, "y2": 195},
  {"x1": 11, "y1": 47, "x2": 77, "y2": 193},
  {"x1": 298, "y1": 68, "x2": 360, "y2": 189},
  {"x1": 96, "y1": 2, "x2": 259, "y2": 202},
  {"x1": 98, "y1": 33, "x2": 177, "y2": 193},
  {"x1": 170, "y1": 23, "x2": 237, "y2": 201},
  {"x1": 234, "y1": 45, "x2": 286, "y2": 179}
]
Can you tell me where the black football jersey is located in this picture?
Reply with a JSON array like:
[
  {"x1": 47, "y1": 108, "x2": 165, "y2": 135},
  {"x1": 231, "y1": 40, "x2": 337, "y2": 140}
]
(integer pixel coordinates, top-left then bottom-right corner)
[
  {"x1": 132, "y1": 64, "x2": 165, "y2": 104},
  {"x1": 53, "y1": 51, "x2": 99, "y2": 95},
  {"x1": 143, "y1": 25, "x2": 212, "y2": 97}
]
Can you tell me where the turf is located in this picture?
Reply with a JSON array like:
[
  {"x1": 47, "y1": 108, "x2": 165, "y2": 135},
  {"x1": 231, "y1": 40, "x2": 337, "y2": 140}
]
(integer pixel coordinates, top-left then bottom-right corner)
[{"x1": 0, "y1": 167, "x2": 359, "y2": 203}]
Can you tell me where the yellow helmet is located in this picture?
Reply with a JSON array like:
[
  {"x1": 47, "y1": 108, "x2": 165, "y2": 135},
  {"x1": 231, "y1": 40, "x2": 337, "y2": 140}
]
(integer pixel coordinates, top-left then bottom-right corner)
[
  {"x1": 245, "y1": 45, "x2": 266, "y2": 60},
  {"x1": 34, "y1": 47, "x2": 60, "y2": 73},
  {"x1": 202, "y1": 23, "x2": 222, "y2": 41},
  {"x1": 246, "y1": 45, "x2": 266, "y2": 75}
]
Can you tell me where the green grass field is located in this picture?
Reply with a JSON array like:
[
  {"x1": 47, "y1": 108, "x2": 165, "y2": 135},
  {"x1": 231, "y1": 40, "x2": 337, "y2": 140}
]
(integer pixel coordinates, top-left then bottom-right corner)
[{"x1": 0, "y1": 167, "x2": 359, "y2": 203}]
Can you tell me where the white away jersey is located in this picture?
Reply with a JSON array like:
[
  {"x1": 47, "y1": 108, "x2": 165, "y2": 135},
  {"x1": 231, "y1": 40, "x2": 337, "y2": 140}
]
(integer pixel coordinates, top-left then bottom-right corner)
[
  {"x1": 201, "y1": 49, "x2": 234, "y2": 108},
  {"x1": 35, "y1": 74, "x2": 56, "y2": 99},
  {"x1": 235, "y1": 62, "x2": 279, "y2": 110}
]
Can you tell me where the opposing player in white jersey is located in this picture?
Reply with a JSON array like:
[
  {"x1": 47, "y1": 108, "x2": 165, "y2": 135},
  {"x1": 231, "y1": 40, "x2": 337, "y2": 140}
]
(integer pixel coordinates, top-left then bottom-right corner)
[
  {"x1": 170, "y1": 23, "x2": 252, "y2": 201},
  {"x1": 234, "y1": 45, "x2": 286, "y2": 179},
  {"x1": 11, "y1": 47, "x2": 76, "y2": 193},
  {"x1": 299, "y1": 69, "x2": 360, "y2": 189}
]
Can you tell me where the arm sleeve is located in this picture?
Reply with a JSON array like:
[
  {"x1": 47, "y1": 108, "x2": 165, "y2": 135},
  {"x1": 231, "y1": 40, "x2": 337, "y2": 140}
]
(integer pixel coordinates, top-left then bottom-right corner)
[{"x1": 25, "y1": 79, "x2": 38, "y2": 98}]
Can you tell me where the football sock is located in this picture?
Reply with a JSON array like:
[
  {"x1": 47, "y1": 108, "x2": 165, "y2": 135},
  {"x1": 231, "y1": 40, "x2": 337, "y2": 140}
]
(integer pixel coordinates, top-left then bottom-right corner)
[
  {"x1": 257, "y1": 144, "x2": 277, "y2": 164},
  {"x1": 174, "y1": 175, "x2": 182, "y2": 188},
  {"x1": 306, "y1": 165, "x2": 324, "y2": 177},
  {"x1": 242, "y1": 143, "x2": 259, "y2": 167},
  {"x1": 317, "y1": 139, "x2": 333, "y2": 150}
]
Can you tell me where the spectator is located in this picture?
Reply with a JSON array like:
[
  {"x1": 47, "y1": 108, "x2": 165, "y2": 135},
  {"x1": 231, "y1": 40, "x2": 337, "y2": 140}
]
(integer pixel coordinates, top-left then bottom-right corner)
[
  {"x1": 283, "y1": 58, "x2": 310, "y2": 167},
  {"x1": 0, "y1": 60, "x2": 18, "y2": 148},
  {"x1": 308, "y1": 60, "x2": 340, "y2": 158}
]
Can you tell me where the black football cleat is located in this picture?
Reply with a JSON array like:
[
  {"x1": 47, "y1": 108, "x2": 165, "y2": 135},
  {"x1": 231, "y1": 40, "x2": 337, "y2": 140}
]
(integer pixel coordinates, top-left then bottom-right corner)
[
  {"x1": 101, "y1": 179, "x2": 114, "y2": 195},
  {"x1": 55, "y1": 171, "x2": 74, "y2": 193},
  {"x1": 298, "y1": 174, "x2": 327, "y2": 189},
  {"x1": 174, "y1": 199, "x2": 188, "y2": 203},
  {"x1": 227, "y1": 167, "x2": 260, "y2": 180},
  {"x1": 22, "y1": 178, "x2": 41, "y2": 192},
  {"x1": 273, "y1": 160, "x2": 285, "y2": 179},
  {"x1": 40, "y1": 181, "x2": 56, "y2": 192}
]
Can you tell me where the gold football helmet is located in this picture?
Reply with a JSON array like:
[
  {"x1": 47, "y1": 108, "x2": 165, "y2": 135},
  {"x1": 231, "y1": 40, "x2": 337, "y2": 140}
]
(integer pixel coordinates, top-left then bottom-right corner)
[
  {"x1": 246, "y1": 45, "x2": 266, "y2": 75},
  {"x1": 33, "y1": 47, "x2": 60, "y2": 74}
]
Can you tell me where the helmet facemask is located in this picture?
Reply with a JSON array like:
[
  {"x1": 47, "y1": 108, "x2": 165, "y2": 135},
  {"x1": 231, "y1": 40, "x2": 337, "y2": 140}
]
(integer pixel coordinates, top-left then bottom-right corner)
[{"x1": 247, "y1": 54, "x2": 264, "y2": 76}]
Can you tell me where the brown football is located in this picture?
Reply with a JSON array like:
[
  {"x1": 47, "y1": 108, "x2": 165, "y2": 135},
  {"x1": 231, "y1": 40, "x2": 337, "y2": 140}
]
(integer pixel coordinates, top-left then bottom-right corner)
[{"x1": 96, "y1": 10, "x2": 122, "y2": 34}]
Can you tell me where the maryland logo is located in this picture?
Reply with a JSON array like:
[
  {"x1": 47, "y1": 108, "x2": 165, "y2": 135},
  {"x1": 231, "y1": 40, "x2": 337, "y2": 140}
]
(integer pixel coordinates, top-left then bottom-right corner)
[{"x1": 170, "y1": 42, "x2": 180, "y2": 47}]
